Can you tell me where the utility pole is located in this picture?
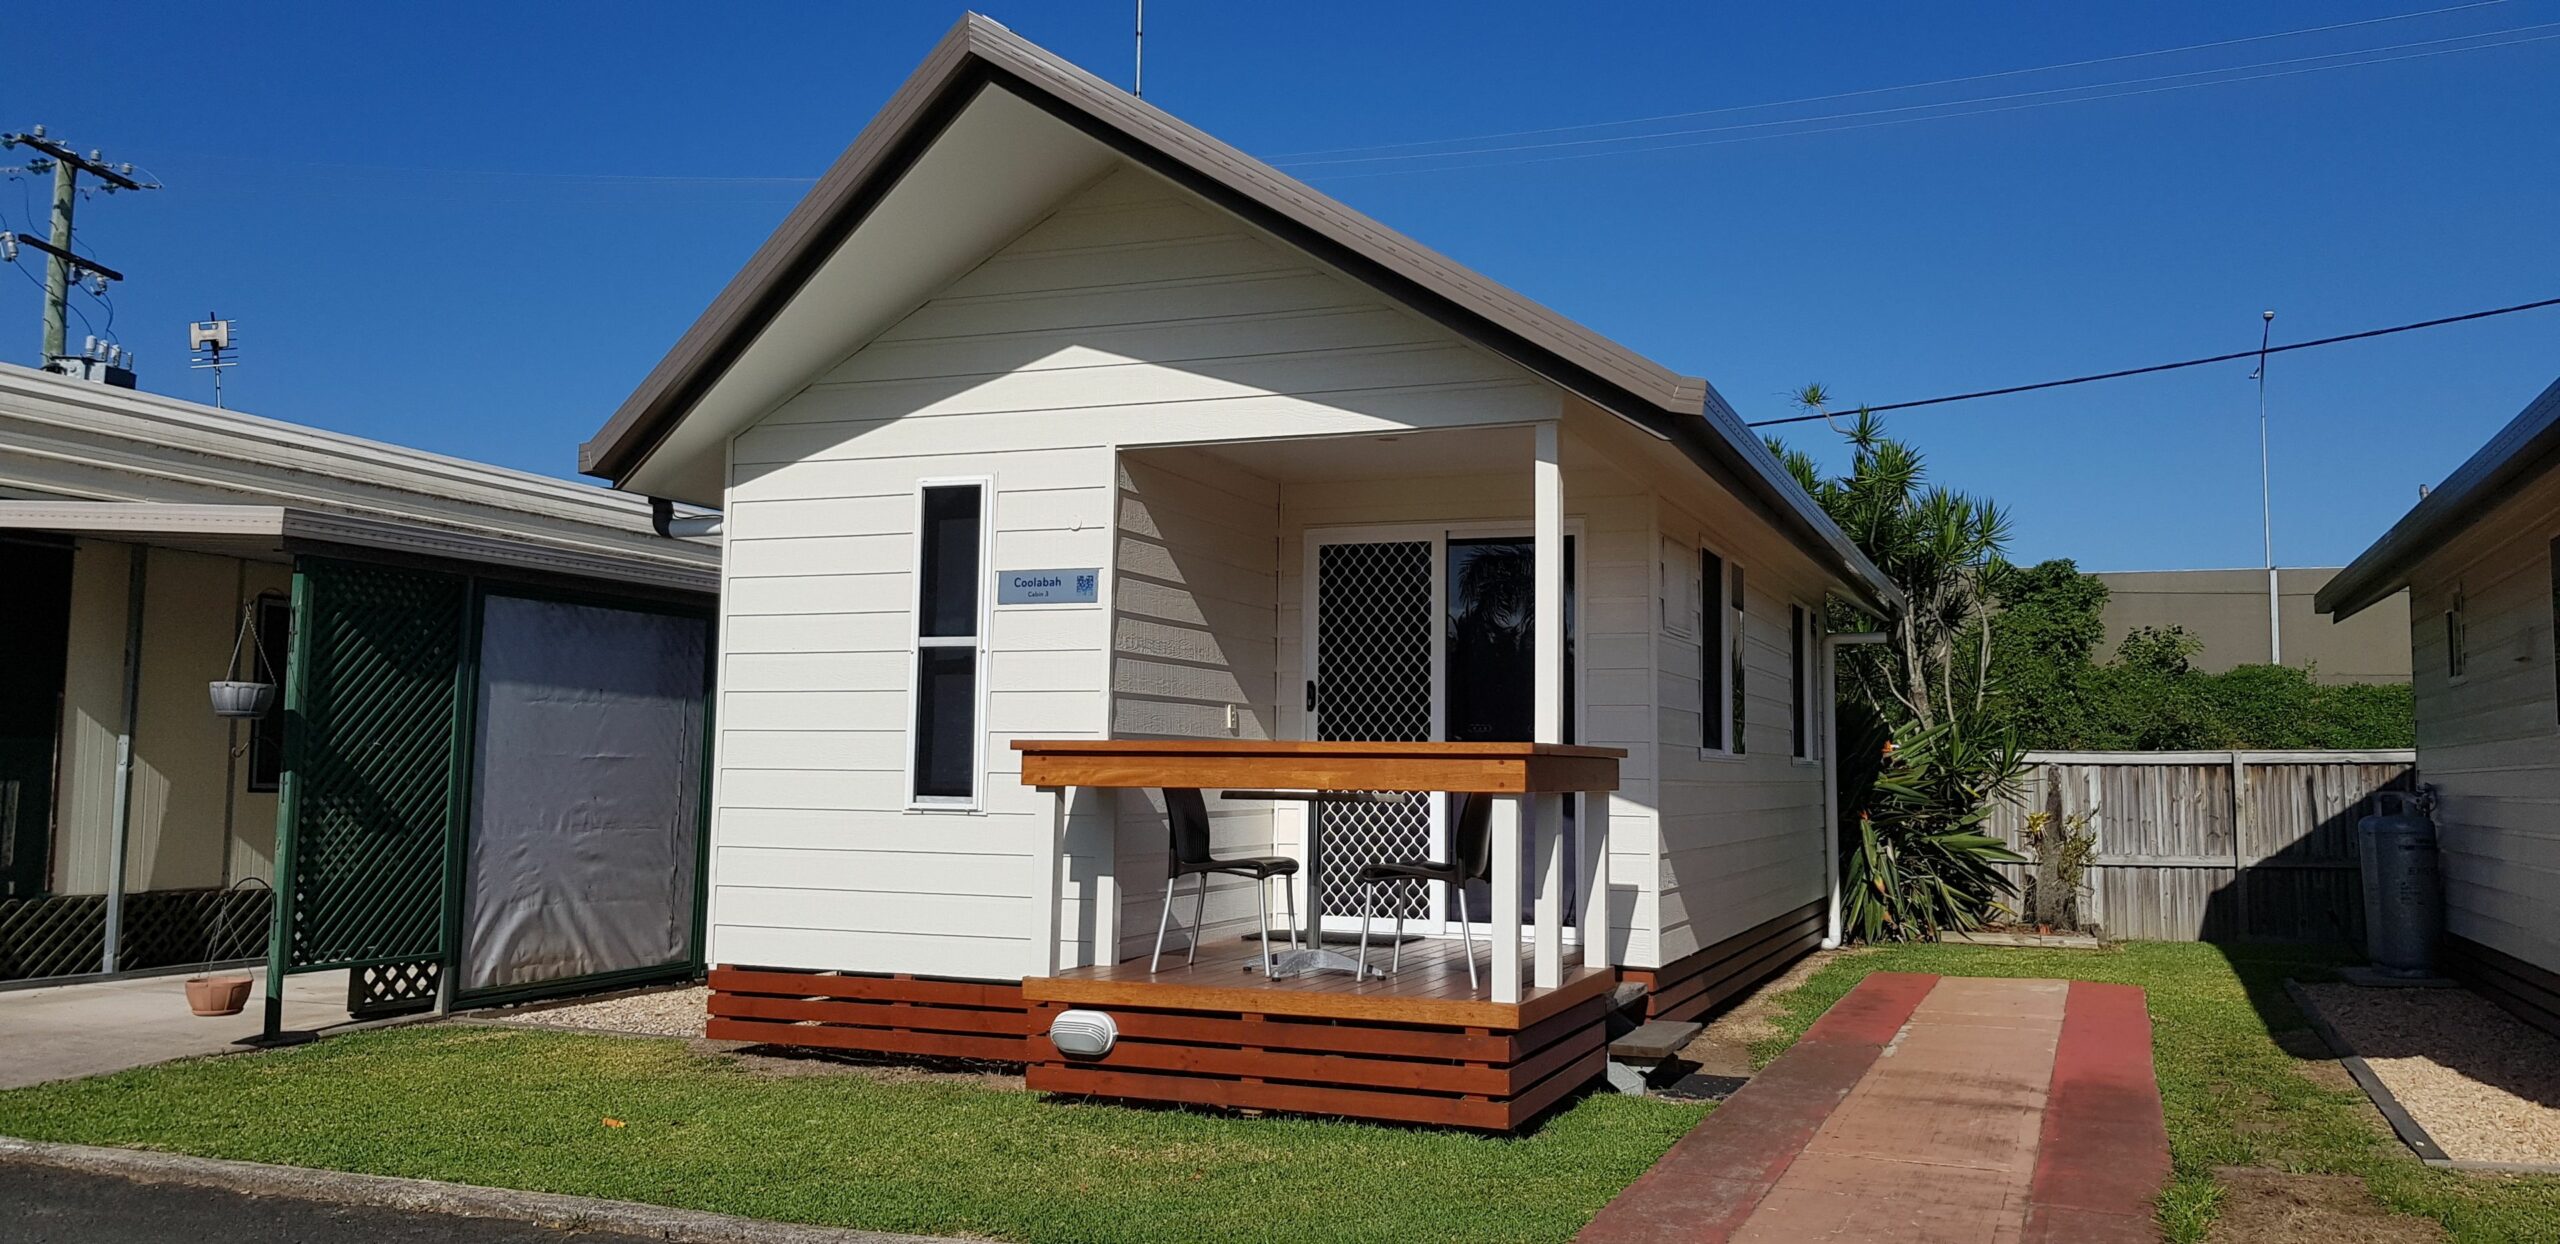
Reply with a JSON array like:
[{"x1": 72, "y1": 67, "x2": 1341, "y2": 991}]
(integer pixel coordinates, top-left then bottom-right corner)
[
  {"x1": 2251, "y1": 309, "x2": 2279, "y2": 666},
  {"x1": 2, "y1": 126, "x2": 155, "y2": 367},
  {"x1": 1133, "y1": 0, "x2": 1145, "y2": 98}
]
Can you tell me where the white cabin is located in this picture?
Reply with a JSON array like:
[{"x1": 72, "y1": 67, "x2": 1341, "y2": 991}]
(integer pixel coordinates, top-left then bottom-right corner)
[{"x1": 584, "y1": 15, "x2": 1900, "y2": 1041}]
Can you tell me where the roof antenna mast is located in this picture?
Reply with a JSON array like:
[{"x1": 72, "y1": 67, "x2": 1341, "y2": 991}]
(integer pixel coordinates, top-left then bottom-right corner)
[{"x1": 1133, "y1": 0, "x2": 1144, "y2": 98}]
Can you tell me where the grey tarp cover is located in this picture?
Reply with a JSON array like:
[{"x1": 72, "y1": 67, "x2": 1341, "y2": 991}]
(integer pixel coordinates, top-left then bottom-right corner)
[{"x1": 461, "y1": 594, "x2": 706, "y2": 994}]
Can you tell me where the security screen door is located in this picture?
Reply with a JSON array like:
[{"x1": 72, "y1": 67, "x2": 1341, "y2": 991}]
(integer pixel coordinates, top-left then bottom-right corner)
[
  {"x1": 1310, "y1": 539, "x2": 1438, "y2": 925},
  {"x1": 1307, "y1": 530, "x2": 1578, "y2": 932}
]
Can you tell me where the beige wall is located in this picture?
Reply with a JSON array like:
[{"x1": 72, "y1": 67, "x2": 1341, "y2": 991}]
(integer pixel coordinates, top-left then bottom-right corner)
[
  {"x1": 2399, "y1": 462, "x2": 2560, "y2": 980},
  {"x1": 2098, "y1": 567, "x2": 2410, "y2": 684},
  {"x1": 49, "y1": 539, "x2": 286, "y2": 897}
]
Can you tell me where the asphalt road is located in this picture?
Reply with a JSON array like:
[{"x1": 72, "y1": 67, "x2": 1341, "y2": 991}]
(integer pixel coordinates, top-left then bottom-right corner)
[{"x1": 0, "y1": 1163, "x2": 669, "y2": 1243}]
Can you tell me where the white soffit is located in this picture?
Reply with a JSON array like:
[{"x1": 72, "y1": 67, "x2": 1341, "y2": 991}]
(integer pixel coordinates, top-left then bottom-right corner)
[{"x1": 624, "y1": 87, "x2": 1120, "y2": 503}]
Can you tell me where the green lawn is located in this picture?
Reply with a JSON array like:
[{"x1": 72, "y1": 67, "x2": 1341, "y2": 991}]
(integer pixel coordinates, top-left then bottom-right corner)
[
  {"x1": 2, "y1": 943, "x2": 2554, "y2": 1242},
  {"x1": 1766, "y1": 942, "x2": 2560, "y2": 1244},
  {"x1": 0, "y1": 1023, "x2": 1700, "y2": 1244}
]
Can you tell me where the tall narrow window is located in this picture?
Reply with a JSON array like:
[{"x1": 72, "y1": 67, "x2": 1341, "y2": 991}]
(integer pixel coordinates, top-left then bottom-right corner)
[
  {"x1": 1700, "y1": 549, "x2": 1726, "y2": 751},
  {"x1": 2445, "y1": 586, "x2": 2468, "y2": 681},
  {"x1": 1730, "y1": 564, "x2": 1748, "y2": 755},
  {"x1": 1790, "y1": 603, "x2": 1810, "y2": 760},
  {"x1": 246, "y1": 593, "x2": 292, "y2": 792},
  {"x1": 911, "y1": 483, "x2": 985, "y2": 803}
]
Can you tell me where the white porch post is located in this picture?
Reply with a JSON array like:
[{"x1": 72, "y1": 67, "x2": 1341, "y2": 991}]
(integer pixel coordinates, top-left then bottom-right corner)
[
  {"x1": 1490, "y1": 794, "x2": 1523, "y2": 1004},
  {"x1": 1578, "y1": 791, "x2": 1609, "y2": 967},
  {"x1": 1037, "y1": 786, "x2": 1069, "y2": 974},
  {"x1": 1531, "y1": 421, "x2": 1566, "y2": 990}
]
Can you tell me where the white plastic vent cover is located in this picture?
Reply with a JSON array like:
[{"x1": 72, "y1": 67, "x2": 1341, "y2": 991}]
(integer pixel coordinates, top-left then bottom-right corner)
[{"x1": 1048, "y1": 1009, "x2": 1117, "y2": 1058}]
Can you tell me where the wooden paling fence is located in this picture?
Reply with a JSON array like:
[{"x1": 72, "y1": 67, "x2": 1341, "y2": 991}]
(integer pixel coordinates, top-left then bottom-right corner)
[{"x1": 1981, "y1": 751, "x2": 2417, "y2": 944}]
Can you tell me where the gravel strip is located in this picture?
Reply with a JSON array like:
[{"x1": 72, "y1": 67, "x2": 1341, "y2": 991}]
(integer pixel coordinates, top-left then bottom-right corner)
[
  {"x1": 482, "y1": 986, "x2": 707, "y2": 1037},
  {"x1": 2297, "y1": 982, "x2": 2560, "y2": 1165}
]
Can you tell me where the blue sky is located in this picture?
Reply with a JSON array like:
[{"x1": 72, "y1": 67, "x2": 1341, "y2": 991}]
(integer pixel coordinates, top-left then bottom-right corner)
[{"x1": 6, "y1": 2, "x2": 2554, "y2": 571}]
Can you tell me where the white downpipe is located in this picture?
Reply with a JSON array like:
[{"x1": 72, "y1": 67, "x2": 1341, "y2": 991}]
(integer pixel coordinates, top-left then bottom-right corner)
[{"x1": 1820, "y1": 631, "x2": 1887, "y2": 950}]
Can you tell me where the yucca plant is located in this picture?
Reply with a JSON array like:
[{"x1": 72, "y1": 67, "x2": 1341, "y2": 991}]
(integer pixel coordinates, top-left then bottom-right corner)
[{"x1": 1836, "y1": 700, "x2": 2027, "y2": 942}]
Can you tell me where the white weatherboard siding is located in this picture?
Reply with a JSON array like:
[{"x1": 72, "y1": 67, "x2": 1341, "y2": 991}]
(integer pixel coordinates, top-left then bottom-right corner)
[
  {"x1": 1109, "y1": 448, "x2": 1284, "y2": 964},
  {"x1": 710, "y1": 164, "x2": 1560, "y2": 980},
  {"x1": 1647, "y1": 434, "x2": 1834, "y2": 969},
  {"x1": 2404, "y1": 463, "x2": 2560, "y2": 978}
]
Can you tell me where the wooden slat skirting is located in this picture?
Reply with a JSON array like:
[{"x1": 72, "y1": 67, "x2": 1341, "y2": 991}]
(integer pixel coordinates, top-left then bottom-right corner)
[
  {"x1": 1623, "y1": 902, "x2": 1824, "y2": 1023},
  {"x1": 1024, "y1": 986, "x2": 1612, "y2": 1131},
  {"x1": 2443, "y1": 933, "x2": 2560, "y2": 1041},
  {"x1": 706, "y1": 965, "x2": 1030, "y2": 1063}
]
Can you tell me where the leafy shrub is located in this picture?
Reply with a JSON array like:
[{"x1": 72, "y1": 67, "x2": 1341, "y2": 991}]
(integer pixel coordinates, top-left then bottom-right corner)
[{"x1": 1836, "y1": 700, "x2": 2026, "y2": 941}]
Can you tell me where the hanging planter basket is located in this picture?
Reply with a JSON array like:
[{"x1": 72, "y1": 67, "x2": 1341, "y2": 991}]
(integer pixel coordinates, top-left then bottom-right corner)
[
  {"x1": 209, "y1": 599, "x2": 280, "y2": 719},
  {"x1": 209, "y1": 679, "x2": 275, "y2": 718}
]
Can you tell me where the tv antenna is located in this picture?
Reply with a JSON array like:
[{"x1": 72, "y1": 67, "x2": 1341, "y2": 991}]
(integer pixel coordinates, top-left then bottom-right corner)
[{"x1": 190, "y1": 315, "x2": 238, "y2": 408}]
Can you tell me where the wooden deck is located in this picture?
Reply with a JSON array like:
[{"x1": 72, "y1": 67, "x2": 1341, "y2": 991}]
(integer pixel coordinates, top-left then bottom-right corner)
[
  {"x1": 1027, "y1": 934, "x2": 1611, "y2": 1028},
  {"x1": 1023, "y1": 935, "x2": 1615, "y2": 1130}
]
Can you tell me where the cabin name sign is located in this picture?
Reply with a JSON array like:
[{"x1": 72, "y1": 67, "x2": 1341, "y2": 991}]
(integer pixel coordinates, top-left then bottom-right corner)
[{"x1": 998, "y1": 568, "x2": 1100, "y2": 605}]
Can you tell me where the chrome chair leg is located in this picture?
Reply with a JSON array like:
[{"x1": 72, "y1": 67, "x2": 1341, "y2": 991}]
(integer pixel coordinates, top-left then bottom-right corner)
[
  {"x1": 1188, "y1": 872, "x2": 1209, "y2": 966},
  {"x1": 1456, "y1": 886, "x2": 1478, "y2": 990},
  {"x1": 1284, "y1": 877, "x2": 1300, "y2": 950},
  {"x1": 1390, "y1": 909, "x2": 1403, "y2": 976},
  {"x1": 1356, "y1": 883, "x2": 1374, "y2": 979},
  {"x1": 1255, "y1": 874, "x2": 1275, "y2": 976},
  {"x1": 1150, "y1": 875, "x2": 1180, "y2": 972}
]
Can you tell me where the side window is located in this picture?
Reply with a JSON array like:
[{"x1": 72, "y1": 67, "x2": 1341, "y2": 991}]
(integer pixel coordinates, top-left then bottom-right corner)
[
  {"x1": 910, "y1": 482, "x2": 986, "y2": 804},
  {"x1": 1730, "y1": 564, "x2": 1747, "y2": 755},
  {"x1": 1790, "y1": 603, "x2": 1811, "y2": 761},
  {"x1": 1700, "y1": 548, "x2": 1726, "y2": 751},
  {"x1": 245, "y1": 593, "x2": 291, "y2": 792},
  {"x1": 2445, "y1": 585, "x2": 2467, "y2": 681}
]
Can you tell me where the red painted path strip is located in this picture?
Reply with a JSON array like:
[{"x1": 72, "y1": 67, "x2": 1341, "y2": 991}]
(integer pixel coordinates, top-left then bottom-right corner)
[
  {"x1": 2021, "y1": 980, "x2": 2172, "y2": 1244},
  {"x1": 1576, "y1": 972, "x2": 1938, "y2": 1244}
]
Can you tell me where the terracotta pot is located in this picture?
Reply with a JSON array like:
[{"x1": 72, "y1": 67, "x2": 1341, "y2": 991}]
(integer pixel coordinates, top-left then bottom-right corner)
[{"x1": 187, "y1": 975, "x2": 253, "y2": 1017}]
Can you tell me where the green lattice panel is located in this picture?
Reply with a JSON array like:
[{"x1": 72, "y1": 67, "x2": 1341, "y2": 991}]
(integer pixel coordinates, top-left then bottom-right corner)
[{"x1": 286, "y1": 560, "x2": 464, "y2": 971}]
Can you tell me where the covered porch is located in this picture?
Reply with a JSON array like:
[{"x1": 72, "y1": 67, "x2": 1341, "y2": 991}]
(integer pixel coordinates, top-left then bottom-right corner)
[{"x1": 1037, "y1": 420, "x2": 1630, "y2": 1126}]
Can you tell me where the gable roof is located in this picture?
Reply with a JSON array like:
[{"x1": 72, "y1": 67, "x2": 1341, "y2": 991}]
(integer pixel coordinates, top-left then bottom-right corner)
[
  {"x1": 581, "y1": 13, "x2": 1900, "y2": 615},
  {"x1": 2319, "y1": 375, "x2": 2560, "y2": 620}
]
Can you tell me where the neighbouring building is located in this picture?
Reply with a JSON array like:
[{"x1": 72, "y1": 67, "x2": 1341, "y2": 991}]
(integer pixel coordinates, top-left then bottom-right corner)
[
  {"x1": 2319, "y1": 376, "x2": 2560, "y2": 1038},
  {"x1": 2097, "y1": 567, "x2": 2409, "y2": 684},
  {"x1": 575, "y1": 14, "x2": 1903, "y2": 1128},
  {"x1": 0, "y1": 363, "x2": 718, "y2": 1022}
]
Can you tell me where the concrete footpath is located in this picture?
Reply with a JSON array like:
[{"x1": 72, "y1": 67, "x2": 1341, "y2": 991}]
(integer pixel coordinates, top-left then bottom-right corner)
[
  {"x1": 1579, "y1": 972, "x2": 2171, "y2": 1244},
  {"x1": 0, "y1": 968, "x2": 350, "y2": 1088}
]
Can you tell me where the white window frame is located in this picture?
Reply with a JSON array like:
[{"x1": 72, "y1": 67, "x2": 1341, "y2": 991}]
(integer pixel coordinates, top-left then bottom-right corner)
[
  {"x1": 1790, "y1": 600, "x2": 1819, "y2": 764},
  {"x1": 905, "y1": 476, "x2": 994, "y2": 812},
  {"x1": 1698, "y1": 540, "x2": 1742, "y2": 761}
]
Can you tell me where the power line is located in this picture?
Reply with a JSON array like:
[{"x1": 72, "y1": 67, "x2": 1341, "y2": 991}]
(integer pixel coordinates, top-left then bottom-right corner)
[
  {"x1": 1277, "y1": 22, "x2": 2559, "y2": 172},
  {"x1": 1265, "y1": 0, "x2": 2514, "y2": 160},
  {"x1": 1293, "y1": 26, "x2": 2560, "y2": 180},
  {"x1": 1747, "y1": 296, "x2": 2560, "y2": 427}
]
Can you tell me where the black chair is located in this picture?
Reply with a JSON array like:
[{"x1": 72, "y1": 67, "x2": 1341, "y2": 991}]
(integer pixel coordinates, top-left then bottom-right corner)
[
  {"x1": 1355, "y1": 791, "x2": 1492, "y2": 989},
  {"x1": 1151, "y1": 788, "x2": 1300, "y2": 975}
]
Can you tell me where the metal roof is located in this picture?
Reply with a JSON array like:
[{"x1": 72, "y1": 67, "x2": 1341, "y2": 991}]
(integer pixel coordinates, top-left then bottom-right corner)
[
  {"x1": 2318, "y1": 376, "x2": 2560, "y2": 621},
  {"x1": 579, "y1": 13, "x2": 1902, "y2": 615},
  {"x1": 0, "y1": 364, "x2": 717, "y2": 595}
]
